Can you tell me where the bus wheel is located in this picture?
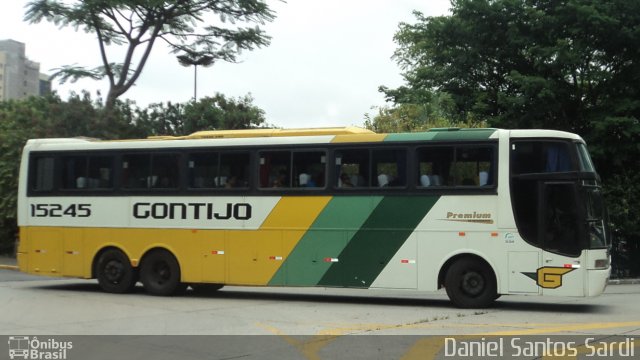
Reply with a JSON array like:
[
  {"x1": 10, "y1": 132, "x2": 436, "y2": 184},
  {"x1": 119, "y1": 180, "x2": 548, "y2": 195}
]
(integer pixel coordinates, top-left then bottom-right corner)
[
  {"x1": 140, "y1": 250, "x2": 186, "y2": 296},
  {"x1": 96, "y1": 249, "x2": 137, "y2": 293},
  {"x1": 444, "y1": 258, "x2": 497, "y2": 308}
]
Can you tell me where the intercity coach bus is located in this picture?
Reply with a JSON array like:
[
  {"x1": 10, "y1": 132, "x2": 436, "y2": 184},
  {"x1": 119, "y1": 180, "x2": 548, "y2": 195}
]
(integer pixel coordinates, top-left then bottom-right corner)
[{"x1": 16, "y1": 127, "x2": 610, "y2": 308}]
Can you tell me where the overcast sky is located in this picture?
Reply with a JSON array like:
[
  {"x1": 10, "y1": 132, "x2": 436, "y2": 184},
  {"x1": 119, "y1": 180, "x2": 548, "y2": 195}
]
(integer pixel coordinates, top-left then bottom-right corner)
[{"x1": 2, "y1": 0, "x2": 451, "y2": 128}]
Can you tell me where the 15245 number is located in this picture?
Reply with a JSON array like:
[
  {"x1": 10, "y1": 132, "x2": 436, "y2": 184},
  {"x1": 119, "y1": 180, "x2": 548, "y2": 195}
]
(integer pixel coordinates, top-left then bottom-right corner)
[{"x1": 30, "y1": 203, "x2": 92, "y2": 218}]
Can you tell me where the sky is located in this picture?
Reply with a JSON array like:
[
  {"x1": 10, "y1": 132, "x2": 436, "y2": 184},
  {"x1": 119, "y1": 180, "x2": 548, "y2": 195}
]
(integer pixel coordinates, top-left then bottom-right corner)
[{"x1": 1, "y1": 0, "x2": 451, "y2": 129}]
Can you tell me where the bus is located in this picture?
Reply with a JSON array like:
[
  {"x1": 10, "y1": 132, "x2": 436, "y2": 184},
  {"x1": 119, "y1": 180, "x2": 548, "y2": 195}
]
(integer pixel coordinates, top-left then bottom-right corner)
[{"x1": 16, "y1": 127, "x2": 610, "y2": 308}]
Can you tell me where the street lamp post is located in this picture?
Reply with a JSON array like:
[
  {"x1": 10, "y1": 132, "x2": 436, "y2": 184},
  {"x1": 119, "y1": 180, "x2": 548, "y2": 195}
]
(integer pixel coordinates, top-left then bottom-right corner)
[{"x1": 177, "y1": 53, "x2": 215, "y2": 101}]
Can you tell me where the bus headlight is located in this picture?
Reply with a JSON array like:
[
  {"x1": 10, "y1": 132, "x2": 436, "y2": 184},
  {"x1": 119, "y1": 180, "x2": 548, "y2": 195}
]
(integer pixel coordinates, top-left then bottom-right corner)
[{"x1": 594, "y1": 258, "x2": 609, "y2": 269}]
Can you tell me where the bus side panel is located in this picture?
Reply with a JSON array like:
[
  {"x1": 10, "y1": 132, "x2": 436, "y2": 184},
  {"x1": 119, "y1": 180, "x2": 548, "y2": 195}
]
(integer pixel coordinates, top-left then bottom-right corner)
[
  {"x1": 62, "y1": 228, "x2": 84, "y2": 277},
  {"x1": 226, "y1": 196, "x2": 331, "y2": 285},
  {"x1": 201, "y1": 230, "x2": 226, "y2": 283},
  {"x1": 269, "y1": 196, "x2": 383, "y2": 287},
  {"x1": 21, "y1": 227, "x2": 63, "y2": 276}
]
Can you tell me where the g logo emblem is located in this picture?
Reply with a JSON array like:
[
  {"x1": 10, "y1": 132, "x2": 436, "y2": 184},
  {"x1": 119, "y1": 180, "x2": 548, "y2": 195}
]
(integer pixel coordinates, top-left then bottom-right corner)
[{"x1": 523, "y1": 267, "x2": 575, "y2": 289}]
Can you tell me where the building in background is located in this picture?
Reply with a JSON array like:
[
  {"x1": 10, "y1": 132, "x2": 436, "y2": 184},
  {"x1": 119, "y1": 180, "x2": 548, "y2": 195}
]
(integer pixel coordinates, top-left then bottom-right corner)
[{"x1": 0, "y1": 39, "x2": 51, "y2": 101}]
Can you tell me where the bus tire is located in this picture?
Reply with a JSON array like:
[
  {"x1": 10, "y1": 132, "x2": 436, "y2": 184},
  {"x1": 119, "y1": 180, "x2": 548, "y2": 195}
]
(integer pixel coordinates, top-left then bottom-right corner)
[
  {"x1": 95, "y1": 248, "x2": 138, "y2": 294},
  {"x1": 444, "y1": 257, "x2": 497, "y2": 308},
  {"x1": 140, "y1": 249, "x2": 186, "y2": 296}
]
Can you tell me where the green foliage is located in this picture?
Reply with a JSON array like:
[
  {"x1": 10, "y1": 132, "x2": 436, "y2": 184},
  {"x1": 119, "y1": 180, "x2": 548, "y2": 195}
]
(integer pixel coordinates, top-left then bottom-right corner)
[
  {"x1": 383, "y1": 0, "x2": 640, "y2": 276},
  {"x1": 605, "y1": 172, "x2": 640, "y2": 277},
  {"x1": 365, "y1": 93, "x2": 487, "y2": 133},
  {"x1": 136, "y1": 93, "x2": 266, "y2": 136},
  {"x1": 0, "y1": 92, "x2": 266, "y2": 254},
  {"x1": 25, "y1": 0, "x2": 276, "y2": 108}
]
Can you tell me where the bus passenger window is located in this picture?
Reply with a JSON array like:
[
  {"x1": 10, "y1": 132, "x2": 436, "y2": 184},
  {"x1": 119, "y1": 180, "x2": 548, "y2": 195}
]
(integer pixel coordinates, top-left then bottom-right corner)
[
  {"x1": 61, "y1": 156, "x2": 87, "y2": 189},
  {"x1": 260, "y1": 151, "x2": 291, "y2": 188},
  {"x1": 260, "y1": 151, "x2": 325, "y2": 189},
  {"x1": 450, "y1": 147, "x2": 493, "y2": 186},
  {"x1": 30, "y1": 156, "x2": 55, "y2": 191},
  {"x1": 122, "y1": 153, "x2": 179, "y2": 189},
  {"x1": 220, "y1": 152, "x2": 250, "y2": 188},
  {"x1": 417, "y1": 146, "x2": 493, "y2": 187},
  {"x1": 62, "y1": 155, "x2": 113, "y2": 190},
  {"x1": 151, "y1": 154, "x2": 179, "y2": 188},
  {"x1": 335, "y1": 149, "x2": 368, "y2": 188},
  {"x1": 293, "y1": 151, "x2": 326, "y2": 188},
  {"x1": 188, "y1": 153, "x2": 219, "y2": 188},
  {"x1": 372, "y1": 149, "x2": 406, "y2": 187},
  {"x1": 416, "y1": 147, "x2": 453, "y2": 187}
]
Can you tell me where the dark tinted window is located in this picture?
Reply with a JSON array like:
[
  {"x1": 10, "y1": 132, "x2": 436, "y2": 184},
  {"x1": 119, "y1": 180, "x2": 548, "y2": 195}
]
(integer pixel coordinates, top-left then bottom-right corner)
[
  {"x1": 30, "y1": 156, "x2": 55, "y2": 191},
  {"x1": 335, "y1": 148, "x2": 407, "y2": 188},
  {"x1": 122, "y1": 153, "x2": 180, "y2": 189},
  {"x1": 417, "y1": 146, "x2": 494, "y2": 187},
  {"x1": 260, "y1": 150, "x2": 326, "y2": 189},
  {"x1": 61, "y1": 155, "x2": 113, "y2": 189},
  {"x1": 511, "y1": 141, "x2": 574, "y2": 174},
  {"x1": 188, "y1": 152, "x2": 250, "y2": 189}
]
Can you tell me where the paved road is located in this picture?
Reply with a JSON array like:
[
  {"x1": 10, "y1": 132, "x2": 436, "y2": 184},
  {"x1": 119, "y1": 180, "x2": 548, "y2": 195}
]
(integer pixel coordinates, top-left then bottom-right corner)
[{"x1": 1, "y1": 270, "x2": 638, "y2": 359}]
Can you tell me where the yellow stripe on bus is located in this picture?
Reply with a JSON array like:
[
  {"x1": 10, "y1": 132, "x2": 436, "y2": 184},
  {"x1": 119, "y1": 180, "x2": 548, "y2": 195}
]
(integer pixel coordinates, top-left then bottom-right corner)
[
  {"x1": 331, "y1": 134, "x2": 387, "y2": 143},
  {"x1": 19, "y1": 197, "x2": 332, "y2": 286}
]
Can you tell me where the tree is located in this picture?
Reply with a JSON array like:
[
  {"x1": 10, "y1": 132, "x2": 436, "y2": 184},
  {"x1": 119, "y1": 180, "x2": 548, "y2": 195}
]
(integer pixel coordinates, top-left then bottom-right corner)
[
  {"x1": 383, "y1": 0, "x2": 640, "y2": 276},
  {"x1": 137, "y1": 93, "x2": 267, "y2": 136},
  {"x1": 25, "y1": 0, "x2": 276, "y2": 110},
  {"x1": 364, "y1": 92, "x2": 486, "y2": 133},
  {"x1": 386, "y1": 1, "x2": 640, "y2": 147}
]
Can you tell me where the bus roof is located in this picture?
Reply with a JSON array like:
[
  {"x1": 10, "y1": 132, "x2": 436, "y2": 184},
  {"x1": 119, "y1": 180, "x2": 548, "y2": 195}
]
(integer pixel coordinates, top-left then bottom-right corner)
[
  {"x1": 23, "y1": 127, "x2": 584, "y2": 151},
  {"x1": 148, "y1": 126, "x2": 375, "y2": 140}
]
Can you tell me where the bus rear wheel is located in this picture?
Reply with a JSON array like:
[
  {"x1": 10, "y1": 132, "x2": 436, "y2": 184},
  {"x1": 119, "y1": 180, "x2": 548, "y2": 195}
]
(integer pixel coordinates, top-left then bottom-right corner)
[
  {"x1": 96, "y1": 248, "x2": 137, "y2": 293},
  {"x1": 444, "y1": 258, "x2": 497, "y2": 308},
  {"x1": 140, "y1": 249, "x2": 186, "y2": 296}
]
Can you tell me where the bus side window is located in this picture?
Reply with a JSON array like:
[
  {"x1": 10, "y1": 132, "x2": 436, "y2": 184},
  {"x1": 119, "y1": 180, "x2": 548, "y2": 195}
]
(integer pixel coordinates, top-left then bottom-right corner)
[
  {"x1": 260, "y1": 150, "x2": 326, "y2": 189},
  {"x1": 61, "y1": 155, "x2": 113, "y2": 190},
  {"x1": 293, "y1": 151, "x2": 326, "y2": 188},
  {"x1": 335, "y1": 149, "x2": 368, "y2": 188},
  {"x1": 150, "y1": 154, "x2": 179, "y2": 189},
  {"x1": 220, "y1": 152, "x2": 250, "y2": 188},
  {"x1": 30, "y1": 156, "x2": 55, "y2": 192},
  {"x1": 122, "y1": 153, "x2": 179, "y2": 189},
  {"x1": 416, "y1": 147, "x2": 453, "y2": 187},
  {"x1": 188, "y1": 152, "x2": 219, "y2": 188},
  {"x1": 260, "y1": 151, "x2": 291, "y2": 188},
  {"x1": 451, "y1": 146, "x2": 494, "y2": 186},
  {"x1": 372, "y1": 149, "x2": 406, "y2": 187}
]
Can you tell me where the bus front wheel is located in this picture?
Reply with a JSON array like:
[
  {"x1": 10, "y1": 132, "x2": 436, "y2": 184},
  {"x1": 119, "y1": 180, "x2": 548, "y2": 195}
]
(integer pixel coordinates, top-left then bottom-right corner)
[
  {"x1": 444, "y1": 258, "x2": 497, "y2": 308},
  {"x1": 140, "y1": 249, "x2": 186, "y2": 296},
  {"x1": 95, "y1": 248, "x2": 138, "y2": 293}
]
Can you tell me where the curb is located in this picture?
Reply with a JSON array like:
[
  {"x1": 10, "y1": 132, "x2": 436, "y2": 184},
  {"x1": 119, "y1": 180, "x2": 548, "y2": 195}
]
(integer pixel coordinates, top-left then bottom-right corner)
[{"x1": 0, "y1": 264, "x2": 18, "y2": 271}]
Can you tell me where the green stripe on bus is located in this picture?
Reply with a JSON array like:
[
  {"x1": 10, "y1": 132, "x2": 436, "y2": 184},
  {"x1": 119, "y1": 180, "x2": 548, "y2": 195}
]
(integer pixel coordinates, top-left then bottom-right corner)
[
  {"x1": 318, "y1": 196, "x2": 439, "y2": 288},
  {"x1": 383, "y1": 132, "x2": 438, "y2": 142},
  {"x1": 268, "y1": 196, "x2": 383, "y2": 286},
  {"x1": 384, "y1": 128, "x2": 496, "y2": 142}
]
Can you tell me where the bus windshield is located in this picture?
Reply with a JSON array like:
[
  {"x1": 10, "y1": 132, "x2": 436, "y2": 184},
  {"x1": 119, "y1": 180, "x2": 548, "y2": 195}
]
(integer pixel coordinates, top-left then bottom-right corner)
[{"x1": 583, "y1": 183, "x2": 608, "y2": 249}]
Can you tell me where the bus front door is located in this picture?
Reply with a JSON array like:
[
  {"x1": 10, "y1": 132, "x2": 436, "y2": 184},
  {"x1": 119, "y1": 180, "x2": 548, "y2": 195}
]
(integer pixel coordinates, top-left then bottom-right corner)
[{"x1": 540, "y1": 182, "x2": 586, "y2": 297}]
